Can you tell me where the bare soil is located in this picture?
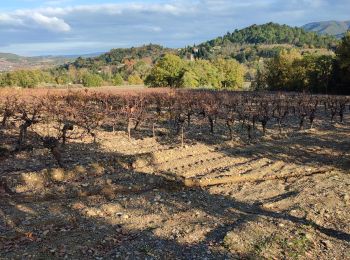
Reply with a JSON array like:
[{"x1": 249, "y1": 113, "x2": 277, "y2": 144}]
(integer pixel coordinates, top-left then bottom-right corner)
[{"x1": 0, "y1": 112, "x2": 349, "y2": 259}]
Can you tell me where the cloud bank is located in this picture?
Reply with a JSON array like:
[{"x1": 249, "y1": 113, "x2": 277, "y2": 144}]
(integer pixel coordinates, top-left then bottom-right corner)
[{"x1": 0, "y1": 0, "x2": 349, "y2": 55}]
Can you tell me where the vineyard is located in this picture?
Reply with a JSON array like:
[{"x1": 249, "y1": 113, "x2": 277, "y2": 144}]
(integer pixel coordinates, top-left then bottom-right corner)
[{"x1": 0, "y1": 88, "x2": 350, "y2": 258}]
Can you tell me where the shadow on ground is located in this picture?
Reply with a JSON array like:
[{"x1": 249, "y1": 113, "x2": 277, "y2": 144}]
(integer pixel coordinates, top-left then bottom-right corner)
[{"x1": 0, "y1": 117, "x2": 349, "y2": 258}]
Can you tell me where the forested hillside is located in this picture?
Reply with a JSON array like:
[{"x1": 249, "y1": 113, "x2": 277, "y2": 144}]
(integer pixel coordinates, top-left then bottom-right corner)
[
  {"x1": 205, "y1": 23, "x2": 338, "y2": 47},
  {"x1": 180, "y1": 23, "x2": 338, "y2": 62},
  {"x1": 67, "y1": 44, "x2": 174, "y2": 70}
]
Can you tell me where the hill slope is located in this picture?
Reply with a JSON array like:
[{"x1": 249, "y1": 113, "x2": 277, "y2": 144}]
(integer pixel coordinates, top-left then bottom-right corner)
[
  {"x1": 0, "y1": 53, "x2": 76, "y2": 72},
  {"x1": 0, "y1": 53, "x2": 23, "y2": 62},
  {"x1": 303, "y1": 20, "x2": 350, "y2": 38},
  {"x1": 67, "y1": 44, "x2": 174, "y2": 70},
  {"x1": 182, "y1": 22, "x2": 338, "y2": 62},
  {"x1": 203, "y1": 22, "x2": 338, "y2": 48}
]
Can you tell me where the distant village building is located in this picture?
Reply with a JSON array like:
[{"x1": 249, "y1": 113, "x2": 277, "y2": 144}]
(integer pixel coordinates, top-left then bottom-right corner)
[
  {"x1": 186, "y1": 53, "x2": 195, "y2": 61},
  {"x1": 186, "y1": 47, "x2": 199, "y2": 61}
]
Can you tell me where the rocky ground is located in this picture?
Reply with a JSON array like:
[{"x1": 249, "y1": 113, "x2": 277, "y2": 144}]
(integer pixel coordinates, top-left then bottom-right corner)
[{"x1": 0, "y1": 114, "x2": 349, "y2": 259}]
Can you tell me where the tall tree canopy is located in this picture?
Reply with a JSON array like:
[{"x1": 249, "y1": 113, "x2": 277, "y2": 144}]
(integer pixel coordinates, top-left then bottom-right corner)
[
  {"x1": 262, "y1": 49, "x2": 335, "y2": 93},
  {"x1": 334, "y1": 32, "x2": 350, "y2": 94},
  {"x1": 145, "y1": 54, "x2": 185, "y2": 88},
  {"x1": 214, "y1": 59, "x2": 245, "y2": 89}
]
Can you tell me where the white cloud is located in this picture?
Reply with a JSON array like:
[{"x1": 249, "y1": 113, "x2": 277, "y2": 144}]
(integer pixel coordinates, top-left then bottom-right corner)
[
  {"x1": 0, "y1": 0, "x2": 349, "y2": 55},
  {"x1": 0, "y1": 10, "x2": 70, "y2": 33},
  {"x1": 29, "y1": 3, "x2": 189, "y2": 16},
  {"x1": 0, "y1": 13, "x2": 24, "y2": 26},
  {"x1": 0, "y1": 2, "x2": 189, "y2": 33},
  {"x1": 31, "y1": 12, "x2": 71, "y2": 32}
]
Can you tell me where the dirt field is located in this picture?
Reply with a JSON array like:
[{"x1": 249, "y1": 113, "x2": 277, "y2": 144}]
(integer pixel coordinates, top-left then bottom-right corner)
[{"x1": 0, "y1": 91, "x2": 349, "y2": 259}]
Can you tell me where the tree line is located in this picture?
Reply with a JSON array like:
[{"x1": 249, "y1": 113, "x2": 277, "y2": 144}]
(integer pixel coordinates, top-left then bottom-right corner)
[
  {"x1": 0, "y1": 66, "x2": 145, "y2": 88},
  {"x1": 254, "y1": 32, "x2": 350, "y2": 94},
  {"x1": 0, "y1": 54, "x2": 245, "y2": 89},
  {"x1": 145, "y1": 54, "x2": 245, "y2": 89}
]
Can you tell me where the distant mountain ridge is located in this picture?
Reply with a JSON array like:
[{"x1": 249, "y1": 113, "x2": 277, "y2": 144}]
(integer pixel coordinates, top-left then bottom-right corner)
[
  {"x1": 0, "y1": 53, "x2": 23, "y2": 61},
  {"x1": 303, "y1": 20, "x2": 350, "y2": 38},
  {"x1": 0, "y1": 52, "x2": 103, "y2": 71}
]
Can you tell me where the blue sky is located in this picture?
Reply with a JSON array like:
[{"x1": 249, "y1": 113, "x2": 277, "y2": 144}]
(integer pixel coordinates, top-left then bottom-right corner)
[{"x1": 0, "y1": 0, "x2": 349, "y2": 56}]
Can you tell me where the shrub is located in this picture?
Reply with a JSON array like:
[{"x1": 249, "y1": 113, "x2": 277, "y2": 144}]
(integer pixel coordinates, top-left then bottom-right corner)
[
  {"x1": 128, "y1": 74, "x2": 143, "y2": 85},
  {"x1": 82, "y1": 73, "x2": 103, "y2": 87},
  {"x1": 113, "y1": 73, "x2": 124, "y2": 86}
]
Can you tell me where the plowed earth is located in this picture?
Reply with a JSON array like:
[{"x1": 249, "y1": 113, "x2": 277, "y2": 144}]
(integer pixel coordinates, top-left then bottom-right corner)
[{"x1": 0, "y1": 112, "x2": 349, "y2": 259}]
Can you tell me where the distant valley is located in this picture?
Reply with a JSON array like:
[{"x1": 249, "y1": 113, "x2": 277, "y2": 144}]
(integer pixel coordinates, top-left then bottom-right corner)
[{"x1": 0, "y1": 52, "x2": 103, "y2": 72}]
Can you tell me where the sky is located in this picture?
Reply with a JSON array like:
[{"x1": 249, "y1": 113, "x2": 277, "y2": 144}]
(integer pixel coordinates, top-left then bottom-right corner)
[{"x1": 0, "y1": 0, "x2": 349, "y2": 56}]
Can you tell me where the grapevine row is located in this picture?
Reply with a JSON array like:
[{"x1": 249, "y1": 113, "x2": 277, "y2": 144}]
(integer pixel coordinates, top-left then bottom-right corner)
[{"x1": 0, "y1": 89, "x2": 349, "y2": 167}]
